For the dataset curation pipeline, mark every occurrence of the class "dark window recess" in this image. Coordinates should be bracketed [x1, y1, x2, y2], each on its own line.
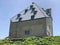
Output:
[16, 14, 21, 19]
[31, 8, 35, 13]
[31, 15, 35, 20]
[9, 32, 11, 36]
[19, 18, 22, 22]
[17, 14, 21, 18]
[32, 2, 34, 4]
[42, 8, 45, 11]
[30, 5, 33, 10]
[25, 30, 30, 35]
[24, 9, 28, 14]
[33, 11, 37, 15]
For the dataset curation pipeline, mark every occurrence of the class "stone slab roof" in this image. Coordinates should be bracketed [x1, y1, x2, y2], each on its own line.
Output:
[11, 2, 49, 22]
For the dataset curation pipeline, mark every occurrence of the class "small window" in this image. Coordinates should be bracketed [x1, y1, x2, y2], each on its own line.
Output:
[24, 9, 28, 14]
[30, 5, 33, 9]
[32, 2, 34, 4]
[31, 8, 35, 13]
[16, 14, 21, 19]
[31, 15, 35, 20]
[25, 30, 30, 35]
[17, 14, 21, 18]
[33, 11, 37, 15]
[19, 18, 22, 22]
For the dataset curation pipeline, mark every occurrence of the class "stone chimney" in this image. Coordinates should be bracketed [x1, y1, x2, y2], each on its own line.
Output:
[45, 8, 51, 17]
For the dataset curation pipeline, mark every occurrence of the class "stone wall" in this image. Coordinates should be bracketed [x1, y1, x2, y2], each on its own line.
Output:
[9, 17, 52, 39]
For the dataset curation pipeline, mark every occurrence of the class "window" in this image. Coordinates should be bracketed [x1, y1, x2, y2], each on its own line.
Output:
[33, 11, 37, 15]
[17, 14, 21, 18]
[31, 15, 35, 20]
[19, 18, 22, 22]
[16, 14, 21, 19]
[30, 5, 33, 10]
[25, 30, 30, 35]
[31, 8, 35, 13]
[24, 9, 28, 14]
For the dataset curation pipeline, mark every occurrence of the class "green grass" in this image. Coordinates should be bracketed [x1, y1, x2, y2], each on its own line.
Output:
[0, 36, 60, 45]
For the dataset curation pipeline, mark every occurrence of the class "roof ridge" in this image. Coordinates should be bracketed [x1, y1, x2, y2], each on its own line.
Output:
[11, 2, 49, 22]
[33, 3, 49, 17]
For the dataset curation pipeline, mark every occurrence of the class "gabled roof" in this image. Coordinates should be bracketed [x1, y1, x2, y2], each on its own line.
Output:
[11, 2, 49, 22]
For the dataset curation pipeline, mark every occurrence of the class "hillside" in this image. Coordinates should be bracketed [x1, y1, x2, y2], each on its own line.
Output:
[0, 36, 60, 45]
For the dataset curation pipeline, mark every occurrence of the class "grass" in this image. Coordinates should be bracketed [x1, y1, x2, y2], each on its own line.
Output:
[0, 36, 60, 45]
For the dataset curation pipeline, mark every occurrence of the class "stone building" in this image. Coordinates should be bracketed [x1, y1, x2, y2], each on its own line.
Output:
[9, 2, 53, 39]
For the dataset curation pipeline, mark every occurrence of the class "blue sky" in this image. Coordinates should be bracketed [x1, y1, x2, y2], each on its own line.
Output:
[0, 0, 60, 39]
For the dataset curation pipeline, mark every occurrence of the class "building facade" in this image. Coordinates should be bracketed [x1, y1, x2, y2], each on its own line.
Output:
[9, 2, 53, 39]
